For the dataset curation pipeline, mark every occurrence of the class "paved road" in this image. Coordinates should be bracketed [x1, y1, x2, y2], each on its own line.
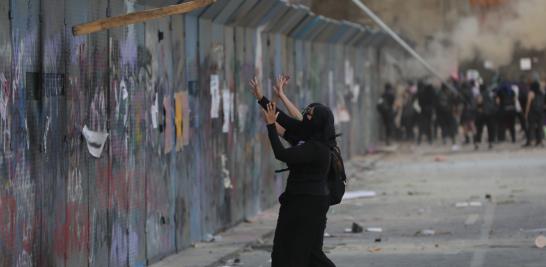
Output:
[227, 144, 546, 267]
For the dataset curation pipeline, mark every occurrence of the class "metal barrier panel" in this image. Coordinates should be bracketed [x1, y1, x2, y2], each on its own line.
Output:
[0, 0, 411, 265]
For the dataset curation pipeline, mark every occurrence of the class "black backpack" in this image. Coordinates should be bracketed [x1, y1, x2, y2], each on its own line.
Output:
[327, 145, 347, 205]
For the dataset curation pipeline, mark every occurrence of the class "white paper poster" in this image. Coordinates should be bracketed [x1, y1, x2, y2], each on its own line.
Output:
[351, 84, 361, 103]
[82, 125, 109, 158]
[151, 93, 158, 129]
[210, 75, 221, 118]
[222, 88, 234, 133]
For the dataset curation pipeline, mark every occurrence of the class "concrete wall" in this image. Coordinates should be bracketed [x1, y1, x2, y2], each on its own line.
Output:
[0, 0, 407, 266]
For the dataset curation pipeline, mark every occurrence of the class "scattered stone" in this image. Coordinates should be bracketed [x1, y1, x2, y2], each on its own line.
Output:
[352, 222, 364, 233]
[536, 235, 546, 248]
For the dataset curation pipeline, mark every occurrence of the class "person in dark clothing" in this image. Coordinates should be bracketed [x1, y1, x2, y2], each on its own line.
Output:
[377, 83, 396, 145]
[436, 84, 457, 145]
[401, 86, 417, 140]
[249, 77, 336, 267]
[460, 81, 478, 146]
[524, 81, 545, 147]
[496, 82, 517, 143]
[417, 83, 436, 145]
[474, 84, 497, 149]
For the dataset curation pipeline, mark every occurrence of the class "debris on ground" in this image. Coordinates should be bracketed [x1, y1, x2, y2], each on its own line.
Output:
[368, 247, 382, 253]
[416, 229, 436, 236]
[535, 235, 546, 248]
[343, 190, 377, 200]
[352, 222, 364, 233]
[434, 155, 447, 162]
[220, 258, 242, 267]
[204, 234, 222, 242]
[366, 227, 383, 233]
[455, 201, 482, 208]
[324, 232, 333, 238]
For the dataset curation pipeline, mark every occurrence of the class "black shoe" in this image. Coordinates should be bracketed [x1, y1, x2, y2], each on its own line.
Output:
[522, 143, 532, 148]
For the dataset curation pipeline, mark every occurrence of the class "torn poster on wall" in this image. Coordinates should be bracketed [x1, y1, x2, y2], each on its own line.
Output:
[175, 91, 190, 151]
[164, 97, 174, 153]
[221, 154, 233, 189]
[222, 88, 234, 133]
[82, 125, 109, 158]
[210, 74, 220, 119]
[151, 93, 159, 129]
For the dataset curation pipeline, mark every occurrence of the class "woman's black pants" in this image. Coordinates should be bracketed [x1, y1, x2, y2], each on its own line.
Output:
[271, 194, 335, 267]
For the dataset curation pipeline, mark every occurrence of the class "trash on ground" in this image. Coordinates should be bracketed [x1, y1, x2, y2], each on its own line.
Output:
[324, 232, 333, 238]
[204, 233, 222, 242]
[535, 235, 546, 248]
[368, 247, 382, 253]
[344, 228, 352, 233]
[416, 229, 435, 236]
[366, 227, 383, 233]
[455, 201, 482, 208]
[343, 190, 377, 200]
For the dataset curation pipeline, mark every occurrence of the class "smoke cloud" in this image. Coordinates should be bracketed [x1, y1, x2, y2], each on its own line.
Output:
[403, 0, 546, 80]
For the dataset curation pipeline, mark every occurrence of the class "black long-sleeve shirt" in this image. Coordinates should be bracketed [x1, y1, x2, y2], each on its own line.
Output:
[258, 96, 302, 138]
[266, 123, 330, 196]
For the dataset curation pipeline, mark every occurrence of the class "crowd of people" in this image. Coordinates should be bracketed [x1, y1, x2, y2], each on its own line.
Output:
[377, 74, 546, 150]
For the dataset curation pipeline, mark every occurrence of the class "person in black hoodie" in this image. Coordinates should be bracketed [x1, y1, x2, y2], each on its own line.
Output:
[524, 81, 545, 147]
[417, 82, 436, 145]
[249, 77, 336, 267]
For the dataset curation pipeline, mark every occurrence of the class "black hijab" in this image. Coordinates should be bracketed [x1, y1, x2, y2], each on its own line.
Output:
[287, 103, 337, 148]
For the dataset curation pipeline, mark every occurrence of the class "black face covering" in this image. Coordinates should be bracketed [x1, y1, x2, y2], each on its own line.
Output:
[288, 103, 336, 147]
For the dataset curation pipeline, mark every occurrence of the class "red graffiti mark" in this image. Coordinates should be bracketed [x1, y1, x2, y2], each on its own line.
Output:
[0, 196, 16, 251]
[54, 203, 90, 260]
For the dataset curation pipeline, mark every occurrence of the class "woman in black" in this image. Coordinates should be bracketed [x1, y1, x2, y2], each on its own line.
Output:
[249, 78, 336, 267]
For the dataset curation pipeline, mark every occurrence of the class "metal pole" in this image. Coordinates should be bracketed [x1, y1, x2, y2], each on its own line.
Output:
[351, 0, 458, 93]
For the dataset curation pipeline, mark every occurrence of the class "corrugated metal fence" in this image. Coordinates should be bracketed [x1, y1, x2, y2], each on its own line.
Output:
[0, 0, 408, 266]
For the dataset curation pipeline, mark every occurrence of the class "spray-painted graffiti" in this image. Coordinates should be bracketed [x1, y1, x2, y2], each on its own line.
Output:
[0, 0, 408, 266]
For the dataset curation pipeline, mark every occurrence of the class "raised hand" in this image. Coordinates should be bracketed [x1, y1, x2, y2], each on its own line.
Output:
[248, 76, 264, 100]
[273, 74, 290, 97]
[262, 102, 279, 125]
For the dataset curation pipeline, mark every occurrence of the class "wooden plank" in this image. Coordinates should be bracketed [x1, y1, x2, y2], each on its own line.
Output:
[72, 0, 215, 36]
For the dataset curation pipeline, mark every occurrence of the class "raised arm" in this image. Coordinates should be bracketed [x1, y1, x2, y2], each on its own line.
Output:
[263, 102, 314, 164]
[274, 75, 303, 121]
[249, 76, 303, 133]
